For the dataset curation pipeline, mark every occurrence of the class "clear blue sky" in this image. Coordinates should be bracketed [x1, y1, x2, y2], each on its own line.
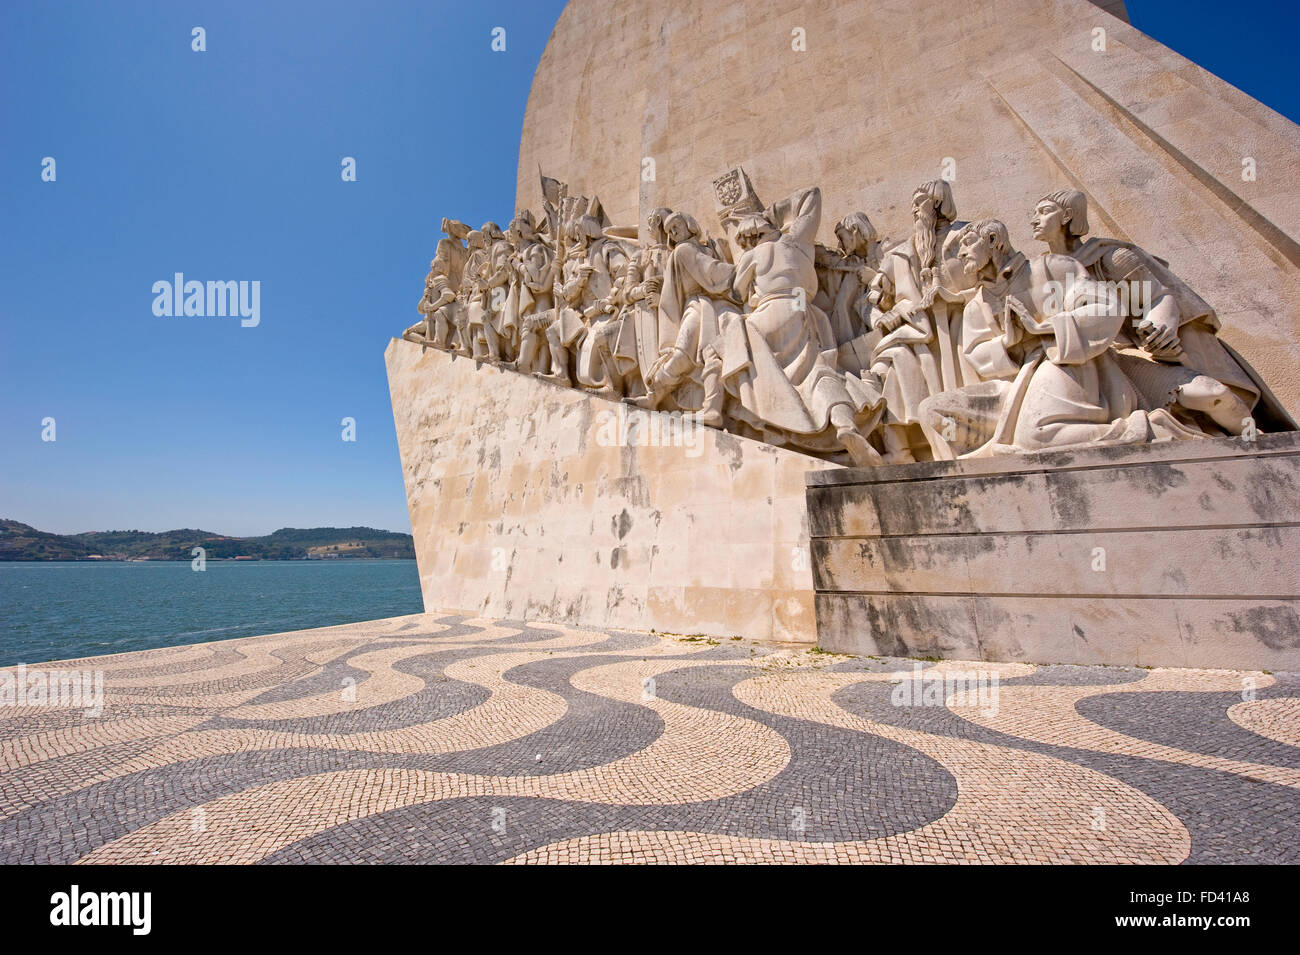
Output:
[2, 0, 1295, 536]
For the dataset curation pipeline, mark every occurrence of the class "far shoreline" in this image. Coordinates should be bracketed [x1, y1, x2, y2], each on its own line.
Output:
[0, 556, 417, 563]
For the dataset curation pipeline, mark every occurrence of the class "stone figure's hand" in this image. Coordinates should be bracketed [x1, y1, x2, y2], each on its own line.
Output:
[876, 306, 908, 333]
[1137, 316, 1183, 360]
[643, 276, 662, 295]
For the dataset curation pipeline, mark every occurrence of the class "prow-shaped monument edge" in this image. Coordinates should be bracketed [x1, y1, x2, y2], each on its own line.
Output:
[386, 336, 836, 642]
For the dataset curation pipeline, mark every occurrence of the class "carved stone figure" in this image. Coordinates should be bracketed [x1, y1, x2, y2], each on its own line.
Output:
[541, 216, 625, 388]
[507, 239, 557, 376]
[455, 229, 492, 356]
[864, 181, 974, 463]
[814, 212, 882, 346]
[404, 218, 470, 349]
[636, 211, 739, 412]
[919, 219, 1204, 458]
[403, 170, 1292, 470]
[499, 211, 548, 364]
[1030, 190, 1296, 435]
[618, 207, 673, 399]
[703, 187, 883, 467]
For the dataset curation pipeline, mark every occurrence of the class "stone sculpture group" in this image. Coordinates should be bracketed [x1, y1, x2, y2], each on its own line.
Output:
[402, 168, 1292, 466]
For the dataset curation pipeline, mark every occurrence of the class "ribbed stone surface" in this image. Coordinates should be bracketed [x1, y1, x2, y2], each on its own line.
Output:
[807, 432, 1300, 669]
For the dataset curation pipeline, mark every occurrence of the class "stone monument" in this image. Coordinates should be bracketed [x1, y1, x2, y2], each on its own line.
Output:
[387, 0, 1300, 668]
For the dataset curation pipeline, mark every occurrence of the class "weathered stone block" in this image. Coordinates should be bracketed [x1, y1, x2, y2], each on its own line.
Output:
[807, 432, 1300, 669]
[386, 337, 835, 641]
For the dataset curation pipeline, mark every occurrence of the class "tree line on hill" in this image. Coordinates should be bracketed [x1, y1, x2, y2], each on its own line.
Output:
[0, 520, 415, 561]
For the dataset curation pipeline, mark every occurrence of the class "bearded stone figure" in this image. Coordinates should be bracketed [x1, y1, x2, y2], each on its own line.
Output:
[864, 180, 975, 463]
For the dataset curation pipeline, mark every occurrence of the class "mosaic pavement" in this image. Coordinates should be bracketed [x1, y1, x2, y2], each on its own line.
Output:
[1, 614, 1297, 864]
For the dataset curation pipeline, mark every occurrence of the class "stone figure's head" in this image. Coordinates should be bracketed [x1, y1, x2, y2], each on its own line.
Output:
[664, 211, 702, 248]
[1030, 190, 1089, 245]
[466, 230, 486, 251]
[957, 219, 1014, 279]
[733, 212, 779, 251]
[510, 209, 539, 242]
[912, 180, 957, 225]
[480, 221, 504, 243]
[835, 212, 879, 258]
[565, 215, 602, 251]
[912, 180, 956, 269]
[646, 207, 673, 245]
[441, 218, 471, 241]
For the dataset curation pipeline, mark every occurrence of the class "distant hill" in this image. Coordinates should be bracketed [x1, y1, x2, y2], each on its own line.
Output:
[0, 520, 415, 561]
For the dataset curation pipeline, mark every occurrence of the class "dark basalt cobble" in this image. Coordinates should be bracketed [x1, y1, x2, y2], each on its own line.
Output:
[0, 615, 1294, 864]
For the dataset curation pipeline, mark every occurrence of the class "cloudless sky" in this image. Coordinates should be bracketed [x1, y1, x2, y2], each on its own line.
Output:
[2, 0, 1295, 537]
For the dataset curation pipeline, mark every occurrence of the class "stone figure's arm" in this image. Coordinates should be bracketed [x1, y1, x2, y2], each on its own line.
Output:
[485, 257, 512, 289]
[732, 250, 758, 303]
[962, 295, 1020, 380]
[428, 287, 455, 312]
[1033, 266, 1126, 366]
[680, 243, 738, 302]
[1104, 247, 1183, 359]
[766, 187, 822, 245]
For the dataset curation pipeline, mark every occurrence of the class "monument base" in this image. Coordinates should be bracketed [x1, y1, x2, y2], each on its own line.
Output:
[807, 432, 1300, 670]
[386, 337, 836, 642]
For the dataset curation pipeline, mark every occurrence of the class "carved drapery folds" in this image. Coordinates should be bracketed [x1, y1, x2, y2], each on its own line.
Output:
[402, 169, 1295, 466]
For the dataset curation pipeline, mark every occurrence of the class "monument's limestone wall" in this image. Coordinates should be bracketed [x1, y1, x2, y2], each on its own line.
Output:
[807, 432, 1300, 669]
[386, 337, 835, 641]
[517, 0, 1300, 418]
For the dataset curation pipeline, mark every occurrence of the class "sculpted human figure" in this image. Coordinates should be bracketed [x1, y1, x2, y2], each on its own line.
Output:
[1030, 190, 1294, 434]
[470, 221, 512, 363]
[583, 252, 637, 397]
[542, 216, 627, 388]
[703, 187, 882, 467]
[457, 229, 491, 356]
[403, 217, 470, 348]
[636, 211, 740, 411]
[506, 239, 557, 376]
[918, 219, 1203, 458]
[499, 211, 547, 363]
[864, 180, 975, 463]
[618, 207, 673, 399]
[813, 212, 883, 346]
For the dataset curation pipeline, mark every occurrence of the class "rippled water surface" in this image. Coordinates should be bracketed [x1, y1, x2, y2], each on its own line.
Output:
[0, 560, 423, 665]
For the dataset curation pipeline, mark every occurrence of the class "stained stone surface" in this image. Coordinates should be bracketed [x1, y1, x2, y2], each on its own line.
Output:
[807, 431, 1300, 669]
[516, 0, 1300, 419]
[385, 336, 836, 642]
[2, 613, 1296, 864]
